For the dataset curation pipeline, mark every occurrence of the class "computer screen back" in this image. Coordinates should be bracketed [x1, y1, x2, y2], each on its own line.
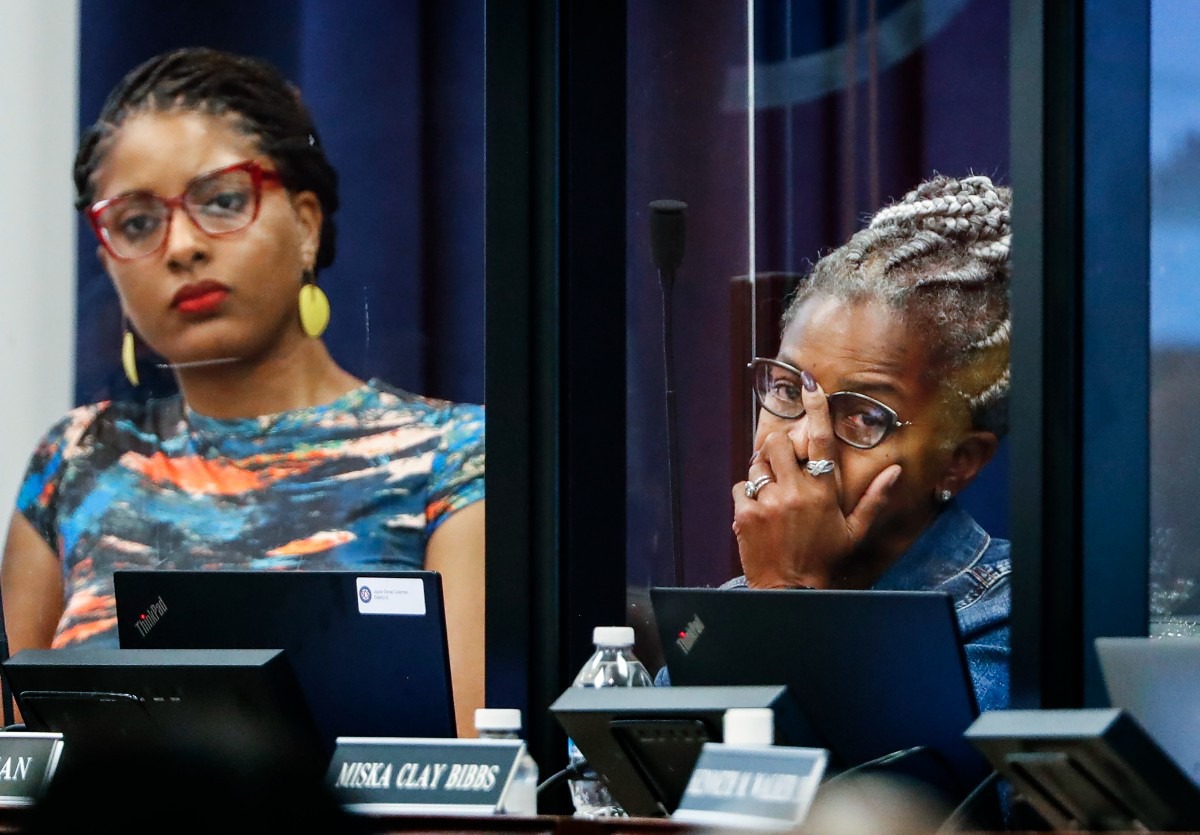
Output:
[1096, 636, 1200, 784]
[652, 586, 985, 792]
[114, 569, 455, 747]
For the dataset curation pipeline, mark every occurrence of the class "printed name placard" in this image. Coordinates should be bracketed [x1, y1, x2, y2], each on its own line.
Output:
[326, 737, 523, 816]
[672, 743, 828, 831]
[0, 733, 63, 807]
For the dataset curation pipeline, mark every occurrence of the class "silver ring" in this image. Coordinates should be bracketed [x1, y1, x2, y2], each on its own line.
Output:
[744, 474, 774, 499]
[805, 459, 835, 477]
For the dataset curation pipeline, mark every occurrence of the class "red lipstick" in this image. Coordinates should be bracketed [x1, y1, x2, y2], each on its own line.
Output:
[172, 281, 230, 315]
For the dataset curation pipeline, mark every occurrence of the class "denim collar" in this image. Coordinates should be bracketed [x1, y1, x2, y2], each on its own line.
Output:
[872, 502, 992, 592]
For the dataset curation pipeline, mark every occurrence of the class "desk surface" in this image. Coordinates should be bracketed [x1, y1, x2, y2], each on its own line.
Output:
[0, 809, 698, 835]
[0, 806, 1184, 833]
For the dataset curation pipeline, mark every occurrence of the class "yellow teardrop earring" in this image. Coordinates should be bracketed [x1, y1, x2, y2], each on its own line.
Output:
[121, 319, 140, 386]
[298, 269, 330, 338]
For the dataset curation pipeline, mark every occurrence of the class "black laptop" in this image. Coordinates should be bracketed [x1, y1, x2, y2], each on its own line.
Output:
[651, 586, 986, 793]
[114, 569, 456, 749]
[1096, 636, 1200, 783]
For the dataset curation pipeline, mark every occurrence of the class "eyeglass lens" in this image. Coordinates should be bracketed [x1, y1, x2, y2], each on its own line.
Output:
[95, 167, 261, 258]
[753, 361, 897, 448]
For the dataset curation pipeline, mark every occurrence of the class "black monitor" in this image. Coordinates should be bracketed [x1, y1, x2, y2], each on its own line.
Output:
[965, 708, 1200, 832]
[113, 569, 456, 746]
[651, 586, 986, 799]
[1, 648, 327, 778]
[550, 684, 814, 817]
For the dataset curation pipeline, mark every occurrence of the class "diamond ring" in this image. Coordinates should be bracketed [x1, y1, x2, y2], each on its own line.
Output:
[744, 474, 774, 499]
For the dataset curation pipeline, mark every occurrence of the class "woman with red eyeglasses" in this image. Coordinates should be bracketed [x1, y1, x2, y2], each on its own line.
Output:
[0, 48, 485, 734]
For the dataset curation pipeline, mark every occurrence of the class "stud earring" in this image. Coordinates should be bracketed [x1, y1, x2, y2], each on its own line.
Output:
[298, 268, 330, 338]
[938, 489, 953, 503]
[121, 320, 139, 386]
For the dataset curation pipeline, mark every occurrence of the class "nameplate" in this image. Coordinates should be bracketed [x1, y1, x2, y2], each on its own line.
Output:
[672, 743, 828, 831]
[0, 732, 63, 807]
[326, 737, 523, 816]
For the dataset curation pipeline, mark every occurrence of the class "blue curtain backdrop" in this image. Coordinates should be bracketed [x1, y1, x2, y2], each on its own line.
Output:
[73, 0, 485, 408]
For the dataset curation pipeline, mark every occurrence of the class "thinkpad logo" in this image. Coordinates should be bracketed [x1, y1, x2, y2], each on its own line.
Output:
[134, 596, 168, 638]
[675, 615, 705, 654]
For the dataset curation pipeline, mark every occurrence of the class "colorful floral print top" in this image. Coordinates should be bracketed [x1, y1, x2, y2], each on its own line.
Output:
[16, 380, 485, 648]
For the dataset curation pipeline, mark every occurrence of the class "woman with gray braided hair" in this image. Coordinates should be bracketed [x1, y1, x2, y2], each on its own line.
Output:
[733, 174, 1011, 711]
[0, 48, 486, 734]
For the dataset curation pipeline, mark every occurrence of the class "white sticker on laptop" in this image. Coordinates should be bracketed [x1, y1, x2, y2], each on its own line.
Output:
[356, 577, 426, 615]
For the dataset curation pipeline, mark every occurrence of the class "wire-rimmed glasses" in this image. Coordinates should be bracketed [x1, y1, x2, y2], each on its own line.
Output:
[86, 160, 283, 261]
[749, 357, 911, 449]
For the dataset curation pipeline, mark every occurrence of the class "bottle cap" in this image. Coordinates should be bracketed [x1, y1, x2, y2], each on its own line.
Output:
[723, 707, 774, 747]
[475, 708, 522, 732]
[592, 626, 635, 646]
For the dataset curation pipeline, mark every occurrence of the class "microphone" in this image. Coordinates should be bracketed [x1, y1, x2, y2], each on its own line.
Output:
[649, 200, 687, 586]
[650, 200, 687, 283]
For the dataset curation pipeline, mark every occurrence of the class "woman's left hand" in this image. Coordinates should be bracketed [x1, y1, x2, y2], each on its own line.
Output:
[731, 378, 901, 589]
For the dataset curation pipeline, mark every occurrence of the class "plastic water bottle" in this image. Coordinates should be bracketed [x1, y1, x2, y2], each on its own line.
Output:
[475, 708, 539, 816]
[567, 626, 654, 817]
[723, 707, 775, 747]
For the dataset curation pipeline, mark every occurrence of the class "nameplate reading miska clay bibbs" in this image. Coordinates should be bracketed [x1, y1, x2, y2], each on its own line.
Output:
[326, 737, 524, 816]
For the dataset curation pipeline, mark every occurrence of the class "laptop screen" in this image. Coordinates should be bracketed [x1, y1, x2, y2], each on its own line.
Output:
[651, 586, 985, 794]
[1096, 636, 1200, 784]
[114, 569, 456, 749]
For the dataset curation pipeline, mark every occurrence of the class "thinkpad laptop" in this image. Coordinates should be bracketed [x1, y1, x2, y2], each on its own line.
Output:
[114, 569, 456, 749]
[1096, 636, 1200, 784]
[651, 586, 986, 793]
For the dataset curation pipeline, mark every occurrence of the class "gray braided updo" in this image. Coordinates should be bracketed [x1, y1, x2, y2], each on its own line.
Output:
[783, 174, 1012, 436]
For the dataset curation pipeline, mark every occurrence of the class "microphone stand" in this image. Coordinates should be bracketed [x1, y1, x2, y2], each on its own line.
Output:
[649, 200, 687, 586]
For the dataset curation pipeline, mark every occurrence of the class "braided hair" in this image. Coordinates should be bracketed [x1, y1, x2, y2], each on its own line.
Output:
[783, 175, 1012, 436]
[73, 47, 340, 271]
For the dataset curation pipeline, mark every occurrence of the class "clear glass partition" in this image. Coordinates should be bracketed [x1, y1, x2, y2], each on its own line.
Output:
[1150, 0, 1200, 635]
[625, 0, 1012, 670]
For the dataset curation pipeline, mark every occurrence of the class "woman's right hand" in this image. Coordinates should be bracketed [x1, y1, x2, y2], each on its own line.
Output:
[730, 377, 901, 589]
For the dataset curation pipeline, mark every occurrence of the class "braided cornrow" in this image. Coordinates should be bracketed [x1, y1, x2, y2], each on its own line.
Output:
[74, 47, 340, 271]
[783, 174, 1012, 436]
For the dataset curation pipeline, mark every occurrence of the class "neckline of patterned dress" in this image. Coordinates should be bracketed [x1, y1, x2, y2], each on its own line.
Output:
[182, 379, 380, 438]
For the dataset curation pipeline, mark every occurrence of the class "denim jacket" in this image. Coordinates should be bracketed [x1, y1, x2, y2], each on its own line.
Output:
[656, 503, 1011, 712]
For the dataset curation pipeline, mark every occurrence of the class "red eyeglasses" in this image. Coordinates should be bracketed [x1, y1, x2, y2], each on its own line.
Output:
[86, 160, 283, 261]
